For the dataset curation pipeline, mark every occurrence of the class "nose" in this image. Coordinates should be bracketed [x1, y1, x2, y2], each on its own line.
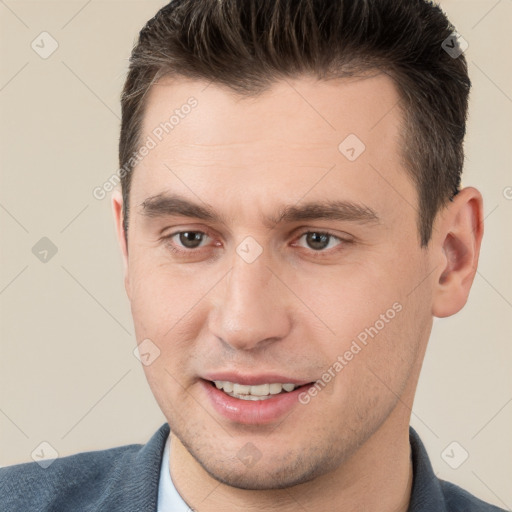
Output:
[208, 252, 292, 352]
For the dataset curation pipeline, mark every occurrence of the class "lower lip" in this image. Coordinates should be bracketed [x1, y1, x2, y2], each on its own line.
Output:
[200, 379, 313, 425]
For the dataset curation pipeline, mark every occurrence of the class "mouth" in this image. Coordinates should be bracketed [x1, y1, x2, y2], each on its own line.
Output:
[202, 379, 314, 401]
[199, 372, 317, 424]
[205, 379, 314, 401]
[201, 377, 316, 424]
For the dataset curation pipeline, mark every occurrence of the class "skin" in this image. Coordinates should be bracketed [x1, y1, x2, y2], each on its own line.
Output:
[112, 73, 483, 511]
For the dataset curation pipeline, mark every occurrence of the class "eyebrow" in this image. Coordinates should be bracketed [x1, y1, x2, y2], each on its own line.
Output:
[138, 193, 380, 228]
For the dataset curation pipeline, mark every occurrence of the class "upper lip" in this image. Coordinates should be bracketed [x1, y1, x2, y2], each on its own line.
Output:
[202, 372, 314, 386]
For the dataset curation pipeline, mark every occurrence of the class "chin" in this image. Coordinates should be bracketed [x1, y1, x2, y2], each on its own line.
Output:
[201, 457, 326, 491]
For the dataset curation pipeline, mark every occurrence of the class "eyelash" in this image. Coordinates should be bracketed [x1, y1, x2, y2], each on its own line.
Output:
[161, 229, 351, 258]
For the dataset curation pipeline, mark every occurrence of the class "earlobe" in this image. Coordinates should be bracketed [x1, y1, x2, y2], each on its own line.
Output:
[431, 187, 484, 318]
[111, 188, 130, 297]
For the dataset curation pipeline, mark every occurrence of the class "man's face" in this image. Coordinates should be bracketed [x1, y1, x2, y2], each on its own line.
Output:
[117, 74, 436, 489]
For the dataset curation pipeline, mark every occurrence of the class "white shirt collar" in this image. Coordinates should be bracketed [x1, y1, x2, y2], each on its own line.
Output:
[157, 435, 194, 512]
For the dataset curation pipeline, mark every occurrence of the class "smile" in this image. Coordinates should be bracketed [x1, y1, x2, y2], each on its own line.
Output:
[212, 380, 301, 400]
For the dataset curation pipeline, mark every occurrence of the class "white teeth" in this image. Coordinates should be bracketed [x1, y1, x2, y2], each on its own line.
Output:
[251, 383, 270, 396]
[212, 380, 300, 399]
[233, 383, 251, 395]
[269, 383, 282, 395]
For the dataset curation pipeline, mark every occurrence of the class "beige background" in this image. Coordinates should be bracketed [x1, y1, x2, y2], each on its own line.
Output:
[1, 0, 511, 508]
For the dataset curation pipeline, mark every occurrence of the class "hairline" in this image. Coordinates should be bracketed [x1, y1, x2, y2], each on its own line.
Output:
[122, 66, 433, 249]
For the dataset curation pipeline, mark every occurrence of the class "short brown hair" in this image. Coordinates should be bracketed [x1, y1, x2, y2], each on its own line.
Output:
[119, 0, 470, 247]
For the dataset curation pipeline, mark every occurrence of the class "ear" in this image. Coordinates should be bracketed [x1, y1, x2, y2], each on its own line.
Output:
[111, 187, 131, 299]
[431, 187, 484, 318]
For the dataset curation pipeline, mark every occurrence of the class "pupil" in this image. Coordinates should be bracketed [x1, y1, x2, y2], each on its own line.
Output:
[180, 232, 203, 248]
[306, 232, 329, 250]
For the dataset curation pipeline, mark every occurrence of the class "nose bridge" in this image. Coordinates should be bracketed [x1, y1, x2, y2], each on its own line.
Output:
[209, 250, 291, 351]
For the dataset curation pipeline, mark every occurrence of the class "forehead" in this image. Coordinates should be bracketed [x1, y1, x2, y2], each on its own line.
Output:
[141, 72, 402, 151]
[130, 73, 415, 228]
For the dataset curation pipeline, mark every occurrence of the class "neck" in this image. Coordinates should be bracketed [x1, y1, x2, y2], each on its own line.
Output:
[169, 404, 414, 512]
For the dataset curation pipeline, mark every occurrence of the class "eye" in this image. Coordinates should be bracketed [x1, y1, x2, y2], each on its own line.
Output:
[177, 231, 207, 248]
[294, 231, 345, 252]
[162, 229, 350, 259]
[165, 230, 212, 252]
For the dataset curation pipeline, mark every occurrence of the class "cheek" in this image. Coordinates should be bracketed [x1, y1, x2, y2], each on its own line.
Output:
[128, 256, 202, 333]
[291, 262, 400, 336]
[128, 256, 220, 370]
[294, 255, 428, 380]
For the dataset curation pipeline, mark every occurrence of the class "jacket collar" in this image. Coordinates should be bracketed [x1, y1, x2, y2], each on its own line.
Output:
[116, 422, 170, 511]
[407, 426, 448, 512]
[141, 423, 445, 511]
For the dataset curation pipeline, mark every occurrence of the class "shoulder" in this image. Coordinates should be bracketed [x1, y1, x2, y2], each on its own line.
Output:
[0, 444, 141, 511]
[0, 423, 170, 512]
[408, 427, 507, 512]
[440, 479, 507, 512]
